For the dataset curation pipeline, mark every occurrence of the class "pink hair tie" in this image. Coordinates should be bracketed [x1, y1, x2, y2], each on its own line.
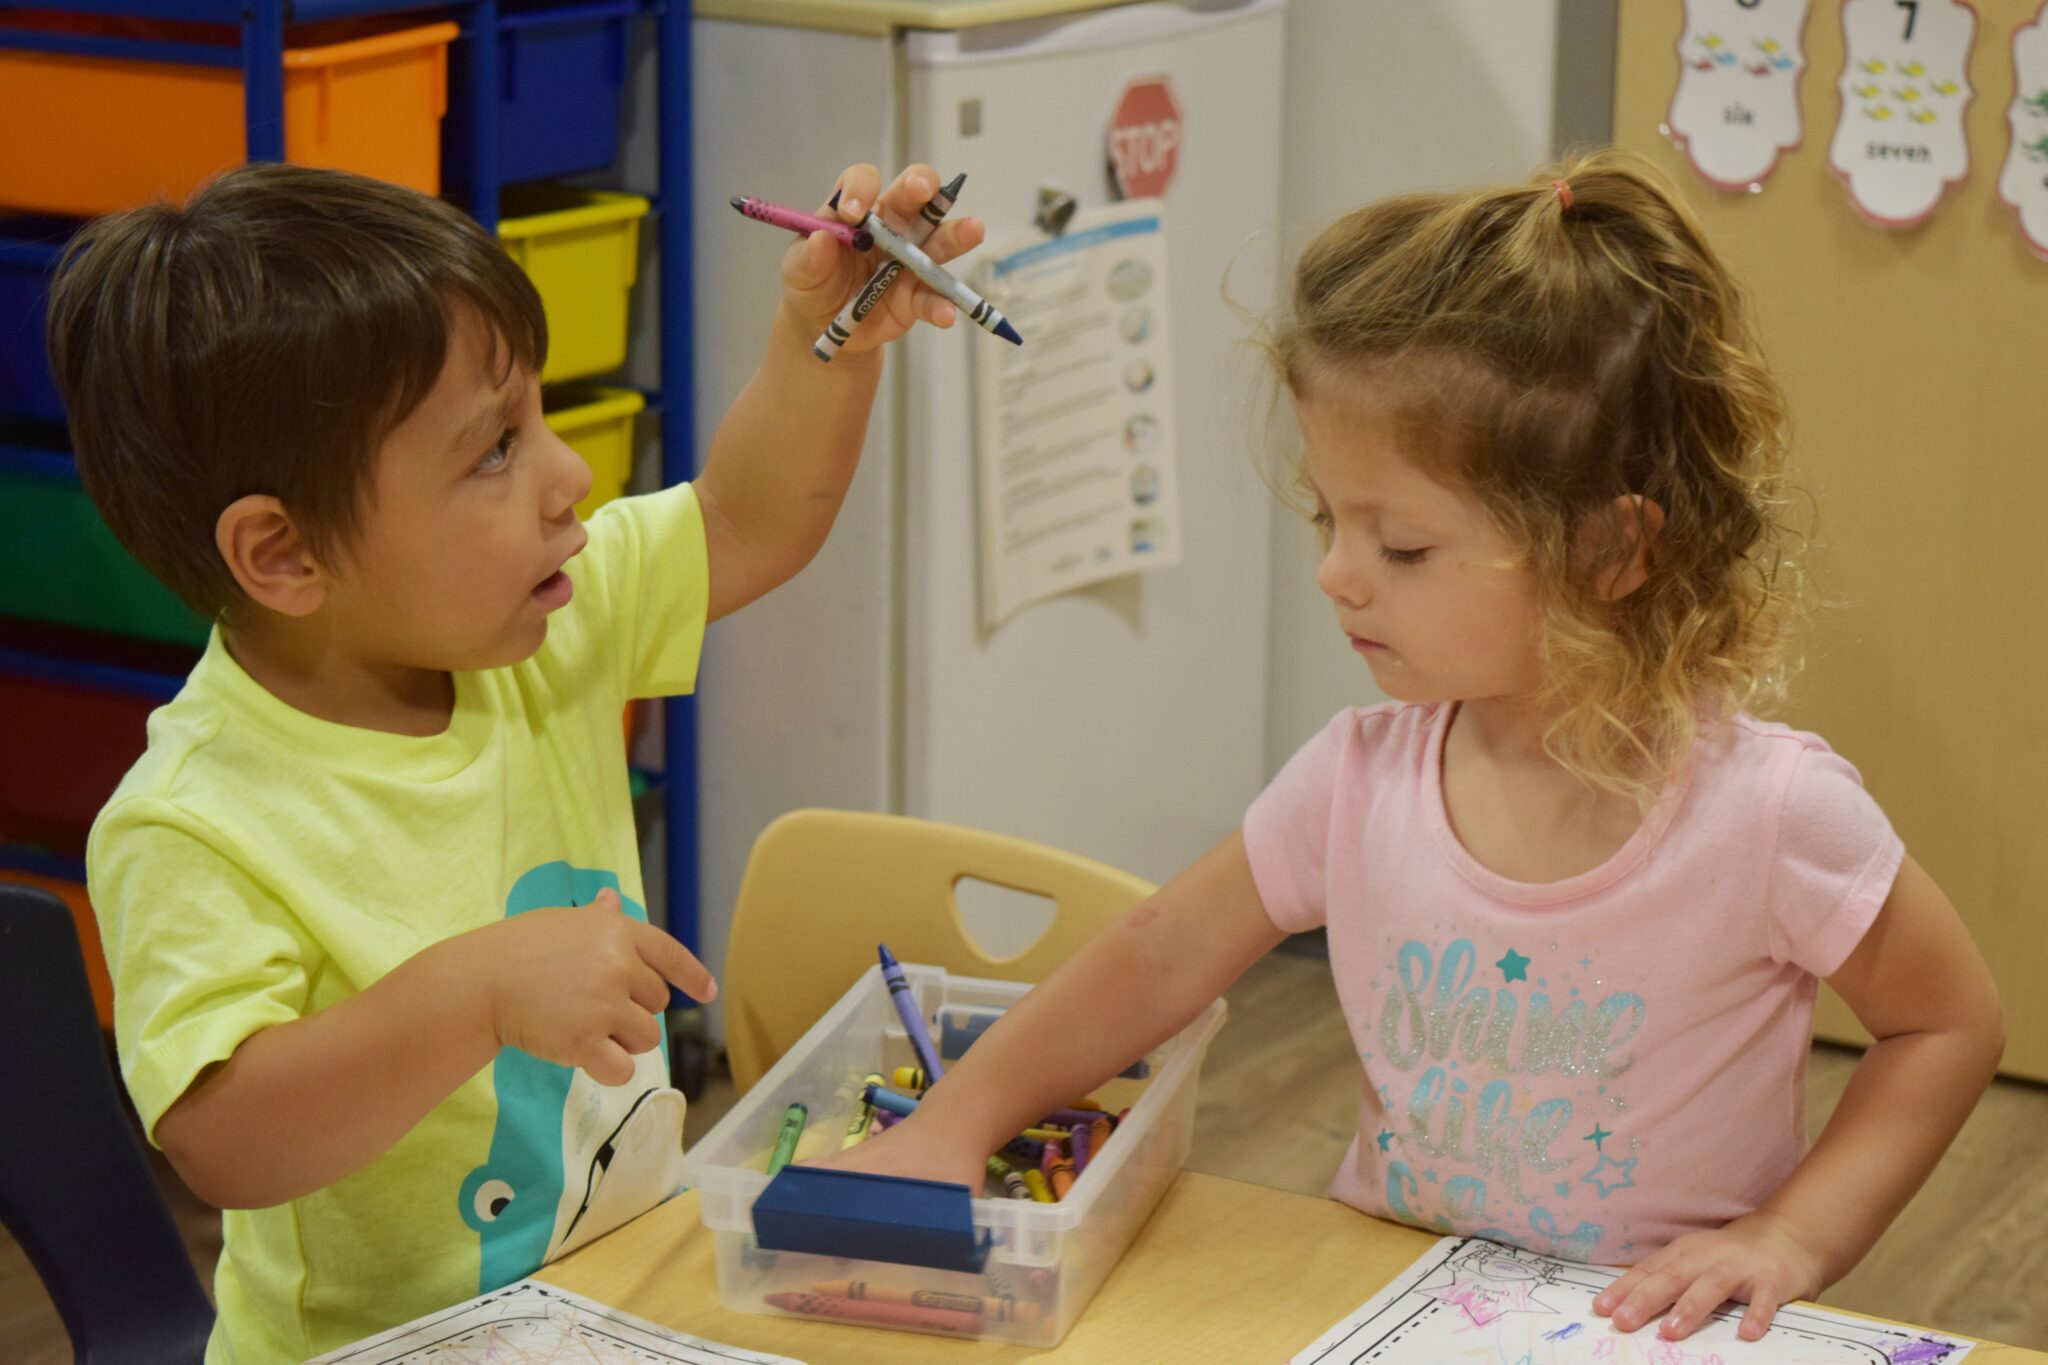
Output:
[1552, 178, 1574, 211]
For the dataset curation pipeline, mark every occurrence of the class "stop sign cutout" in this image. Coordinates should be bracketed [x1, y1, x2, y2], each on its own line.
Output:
[1107, 76, 1182, 200]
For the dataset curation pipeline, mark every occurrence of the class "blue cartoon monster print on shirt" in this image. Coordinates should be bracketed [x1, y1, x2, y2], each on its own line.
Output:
[458, 861, 682, 1293]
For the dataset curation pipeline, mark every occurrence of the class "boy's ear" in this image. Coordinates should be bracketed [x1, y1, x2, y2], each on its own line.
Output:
[216, 495, 328, 617]
[1585, 493, 1667, 602]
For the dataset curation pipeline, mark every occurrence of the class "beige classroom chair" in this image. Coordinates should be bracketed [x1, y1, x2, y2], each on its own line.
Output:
[721, 809, 1156, 1094]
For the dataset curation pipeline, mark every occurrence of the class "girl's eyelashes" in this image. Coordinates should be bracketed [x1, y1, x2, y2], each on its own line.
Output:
[1379, 545, 1431, 566]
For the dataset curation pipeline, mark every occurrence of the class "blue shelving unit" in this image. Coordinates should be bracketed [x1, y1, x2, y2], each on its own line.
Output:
[0, 0, 701, 1073]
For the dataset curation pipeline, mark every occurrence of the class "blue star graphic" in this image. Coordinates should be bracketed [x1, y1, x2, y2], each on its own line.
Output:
[1581, 1153, 1638, 1198]
[1496, 948, 1531, 982]
[1585, 1124, 1611, 1151]
[1580, 955, 1593, 969]
[1376, 1128, 1394, 1152]
[1424, 1169, 1439, 1183]
[1554, 1181, 1571, 1198]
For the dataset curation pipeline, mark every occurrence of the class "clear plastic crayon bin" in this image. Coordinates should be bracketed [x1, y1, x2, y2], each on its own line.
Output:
[679, 962, 1226, 1346]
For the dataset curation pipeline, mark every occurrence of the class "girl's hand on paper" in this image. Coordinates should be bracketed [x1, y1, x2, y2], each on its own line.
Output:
[778, 162, 986, 355]
[471, 887, 717, 1087]
[808, 1111, 988, 1190]
[1590, 1209, 1825, 1341]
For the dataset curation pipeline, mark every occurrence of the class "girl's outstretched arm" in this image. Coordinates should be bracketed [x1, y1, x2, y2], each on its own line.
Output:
[1592, 853, 2004, 1340]
[818, 831, 1289, 1189]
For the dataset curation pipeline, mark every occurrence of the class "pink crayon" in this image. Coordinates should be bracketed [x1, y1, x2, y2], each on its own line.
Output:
[730, 195, 872, 251]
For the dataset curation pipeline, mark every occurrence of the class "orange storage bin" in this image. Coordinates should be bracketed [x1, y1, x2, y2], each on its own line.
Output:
[0, 13, 459, 216]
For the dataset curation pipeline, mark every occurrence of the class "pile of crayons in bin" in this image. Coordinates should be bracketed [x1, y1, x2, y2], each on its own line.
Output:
[743, 944, 1134, 1335]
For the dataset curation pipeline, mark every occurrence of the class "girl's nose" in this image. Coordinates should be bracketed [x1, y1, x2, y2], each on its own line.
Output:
[1317, 545, 1370, 609]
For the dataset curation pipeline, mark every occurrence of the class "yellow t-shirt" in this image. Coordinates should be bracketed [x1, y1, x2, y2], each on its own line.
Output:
[86, 485, 709, 1363]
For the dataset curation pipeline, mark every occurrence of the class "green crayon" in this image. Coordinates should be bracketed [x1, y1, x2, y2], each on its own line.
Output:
[768, 1101, 808, 1175]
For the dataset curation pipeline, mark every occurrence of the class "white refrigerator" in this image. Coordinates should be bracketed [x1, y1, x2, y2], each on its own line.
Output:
[688, 0, 1287, 1017]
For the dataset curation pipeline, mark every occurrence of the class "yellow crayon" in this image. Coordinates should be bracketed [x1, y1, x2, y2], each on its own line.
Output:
[1020, 1168, 1054, 1202]
[892, 1065, 930, 1092]
[842, 1071, 885, 1149]
[1019, 1126, 1068, 1143]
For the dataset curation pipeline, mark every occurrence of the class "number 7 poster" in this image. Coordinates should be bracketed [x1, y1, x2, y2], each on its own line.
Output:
[1828, 0, 1977, 226]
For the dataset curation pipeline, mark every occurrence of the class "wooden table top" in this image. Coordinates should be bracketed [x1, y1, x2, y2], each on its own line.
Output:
[535, 1170, 2045, 1361]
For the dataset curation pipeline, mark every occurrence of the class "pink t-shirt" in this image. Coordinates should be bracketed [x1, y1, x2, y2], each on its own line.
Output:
[1243, 702, 1903, 1264]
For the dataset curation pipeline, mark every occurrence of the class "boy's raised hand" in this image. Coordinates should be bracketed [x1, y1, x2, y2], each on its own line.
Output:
[777, 163, 987, 357]
[472, 887, 717, 1087]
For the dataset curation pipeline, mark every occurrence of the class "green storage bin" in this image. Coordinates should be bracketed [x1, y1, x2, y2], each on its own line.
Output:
[0, 463, 212, 647]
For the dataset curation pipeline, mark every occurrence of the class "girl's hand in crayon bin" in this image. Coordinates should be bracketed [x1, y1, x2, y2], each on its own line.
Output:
[778, 163, 985, 355]
[470, 887, 718, 1088]
[809, 1113, 987, 1191]
[1589, 1208, 1824, 1342]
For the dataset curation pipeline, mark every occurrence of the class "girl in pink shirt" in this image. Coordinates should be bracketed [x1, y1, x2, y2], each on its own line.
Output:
[830, 150, 2004, 1343]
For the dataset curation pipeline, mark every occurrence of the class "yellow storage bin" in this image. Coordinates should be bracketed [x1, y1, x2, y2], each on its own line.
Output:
[0, 15, 459, 217]
[499, 187, 649, 383]
[545, 383, 644, 519]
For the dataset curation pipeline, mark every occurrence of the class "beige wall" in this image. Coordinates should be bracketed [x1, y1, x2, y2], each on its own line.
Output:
[1614, 0, 2048, 1078]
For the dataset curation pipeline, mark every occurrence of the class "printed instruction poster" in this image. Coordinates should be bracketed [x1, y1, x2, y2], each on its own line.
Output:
[974, 199, 1182, 628]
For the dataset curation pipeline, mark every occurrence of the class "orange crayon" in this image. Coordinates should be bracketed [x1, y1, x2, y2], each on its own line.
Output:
[811, 1279, 1041, 1324]
[1090, 1113, 1112, 1154]
[1042, 1138, 1075, 1199]
[766, 1290, 981, 1334]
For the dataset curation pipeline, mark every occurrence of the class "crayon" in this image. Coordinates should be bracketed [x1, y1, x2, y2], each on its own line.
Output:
[1069, 1118, 1092, 1175]
[1042, 1107, 1101, 1129]
[1020, 1167, 1054, 1203]
[765, 1291, 981, 1335]
[1090, 1113, 1113, 1155]
[892, 1065, 930, 1092]
[858, 211, 1022, 347]
[874, 1108, 903, 1131]
[811, 1279, 1041, 1325]
[842, 1071, 885, 1149]
[987, 1155, 1031, 1200]
[878, 945, 946, 1082]
[815, 171, 966, 363]
[1042, 1138, 1074, 1199]
[730, 195, 872, 251]
[864, 1083, 919, 1118]
[767, 1101, 807, 1175]
[1019, 1126, 1069, 1144]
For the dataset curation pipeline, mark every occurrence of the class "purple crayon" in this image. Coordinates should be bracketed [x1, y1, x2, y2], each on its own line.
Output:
[730, 195, 872, 251]
[814, 172, 966, 363]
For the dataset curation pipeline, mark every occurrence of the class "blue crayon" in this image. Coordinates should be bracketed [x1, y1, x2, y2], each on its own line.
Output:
[878, 944, 945, 1082]
[864, 1083, 921, 1118]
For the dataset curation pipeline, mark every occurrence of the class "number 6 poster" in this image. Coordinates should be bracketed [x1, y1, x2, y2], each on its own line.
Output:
[1668, 0, 1811, 192]
[1828, 0, 1977, 226]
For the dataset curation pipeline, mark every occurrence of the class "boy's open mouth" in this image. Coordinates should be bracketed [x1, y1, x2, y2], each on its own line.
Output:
[533, 569, 574, 608]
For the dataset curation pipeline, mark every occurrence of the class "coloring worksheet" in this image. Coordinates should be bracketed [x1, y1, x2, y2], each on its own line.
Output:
[307, 1280, 804, 1365]
[1291, 1238, 1974, 1365]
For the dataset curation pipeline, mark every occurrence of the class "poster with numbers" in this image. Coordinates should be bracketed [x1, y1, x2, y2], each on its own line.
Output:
[1828, 0, 1977, 226]
[1667, 0, 1811, 191]
[1998, 0, 2048, 259]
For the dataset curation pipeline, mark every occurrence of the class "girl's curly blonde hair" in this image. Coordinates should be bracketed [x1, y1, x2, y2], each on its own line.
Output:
[1265, 148, 1803, 806]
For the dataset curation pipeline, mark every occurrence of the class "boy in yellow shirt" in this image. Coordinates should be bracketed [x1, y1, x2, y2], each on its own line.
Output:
[46, 159, 979, 1362]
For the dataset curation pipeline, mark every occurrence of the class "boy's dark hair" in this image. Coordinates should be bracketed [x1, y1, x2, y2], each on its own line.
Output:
[45, 162, 548, 621]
